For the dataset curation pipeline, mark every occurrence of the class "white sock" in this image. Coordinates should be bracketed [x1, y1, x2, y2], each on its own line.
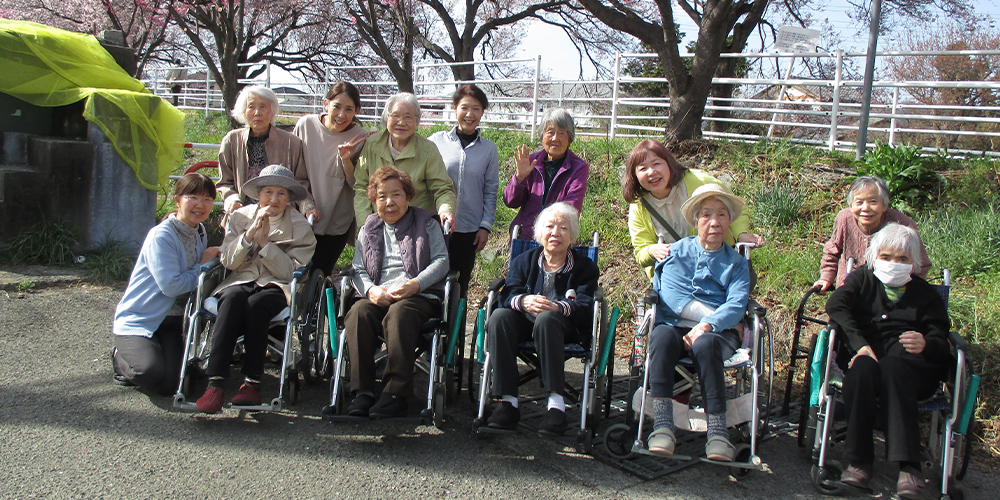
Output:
[501, 395, 519, 408]
[547, 393, 565, 411]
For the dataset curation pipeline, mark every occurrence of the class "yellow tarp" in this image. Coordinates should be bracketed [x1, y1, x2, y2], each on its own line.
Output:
[0, 19, 183, 190]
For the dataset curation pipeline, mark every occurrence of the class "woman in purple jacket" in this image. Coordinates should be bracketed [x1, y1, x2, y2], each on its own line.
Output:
[503, 108, 589, 240]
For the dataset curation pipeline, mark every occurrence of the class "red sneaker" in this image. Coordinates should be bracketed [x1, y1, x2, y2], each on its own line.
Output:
[196, 386, 225, 414]
[231, 383, 262, 406]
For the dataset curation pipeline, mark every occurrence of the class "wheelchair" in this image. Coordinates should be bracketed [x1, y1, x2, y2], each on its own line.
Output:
[802, 269, 980, 499]
[469, 228, 621, 452]
[320, 268, 464, 428]
[599, 243, 772, 476]
[172, 241, 329, 413]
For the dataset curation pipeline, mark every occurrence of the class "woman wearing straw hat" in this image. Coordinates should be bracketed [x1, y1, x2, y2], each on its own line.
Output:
[195, 165, 316, 414]
[644, 183, 752, 462]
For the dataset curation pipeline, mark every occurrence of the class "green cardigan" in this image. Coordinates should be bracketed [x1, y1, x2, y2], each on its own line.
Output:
[354, 130, 457, 225]
[628, 168, 751, 278]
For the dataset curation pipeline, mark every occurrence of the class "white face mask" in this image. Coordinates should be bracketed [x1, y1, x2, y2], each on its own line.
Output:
[873, 259, 913, 287]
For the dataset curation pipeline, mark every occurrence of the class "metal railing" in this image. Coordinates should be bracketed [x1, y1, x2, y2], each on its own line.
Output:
[144, 50, 1000, 156]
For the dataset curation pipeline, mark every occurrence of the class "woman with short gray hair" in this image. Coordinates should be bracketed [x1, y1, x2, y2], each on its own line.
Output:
[354, 92, 457, 232]
[826, 222, 951, 499]
[483, 202, 599, 436]
[503, 107, 589, 240]
[813, 175, 930, 292]
[218, 85, 310, 216]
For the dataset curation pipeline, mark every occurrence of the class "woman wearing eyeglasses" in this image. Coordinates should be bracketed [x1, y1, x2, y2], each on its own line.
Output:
[353, 92, 456, 233]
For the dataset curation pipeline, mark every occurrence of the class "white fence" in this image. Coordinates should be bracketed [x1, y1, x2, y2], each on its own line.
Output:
[145, 50, 1000, 156]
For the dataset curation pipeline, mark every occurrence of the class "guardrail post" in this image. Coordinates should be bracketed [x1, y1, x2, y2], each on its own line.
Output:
[204, 67, 211, 118]
[828, 50, 843, 151]
[266, 60, 271, 88]
[768, 56, 797, 138]
[531, 56, 541, 141]
[888, 86, 899, 146]
[610, 52, 621, 140]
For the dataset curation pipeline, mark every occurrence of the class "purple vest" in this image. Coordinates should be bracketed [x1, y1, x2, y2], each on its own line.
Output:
[361, 207, 444, 298]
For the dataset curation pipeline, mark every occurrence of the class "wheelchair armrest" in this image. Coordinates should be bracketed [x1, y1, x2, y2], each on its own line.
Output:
[747, 298, 767, 317]
[199, 257, 221, 274]
[488, 277, 506, 292]
[292, 261, 313, 280]
[949, 331, 969, 352]
[447, 270, 459, 283]
[643, 288, 659, 307]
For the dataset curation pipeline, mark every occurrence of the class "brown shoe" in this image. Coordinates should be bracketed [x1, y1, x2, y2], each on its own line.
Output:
[840, 462, 873, 490]
[897, 466, 928, 500]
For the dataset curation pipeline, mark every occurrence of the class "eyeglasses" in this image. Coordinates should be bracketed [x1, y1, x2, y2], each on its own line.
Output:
[389, 113, 417, 123]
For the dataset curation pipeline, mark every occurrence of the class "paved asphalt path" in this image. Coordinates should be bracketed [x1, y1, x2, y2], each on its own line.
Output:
[1, 284, 996, 499]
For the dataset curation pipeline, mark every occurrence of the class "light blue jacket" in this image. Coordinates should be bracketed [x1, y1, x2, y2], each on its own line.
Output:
[428, 127, 500, 234]
[653, 236, 750, 333]
[113, 219, 208, 337]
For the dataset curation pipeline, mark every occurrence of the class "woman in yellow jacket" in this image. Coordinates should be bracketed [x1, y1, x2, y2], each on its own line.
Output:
[622, 139, 764, 278]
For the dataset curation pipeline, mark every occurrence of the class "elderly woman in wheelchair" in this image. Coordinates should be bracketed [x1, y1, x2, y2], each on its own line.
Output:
[645, 184, 751, 462]
[195, 165, 316, 413]
[343, 166, 450, 419]
[825, 222, 952, 499]
[485, 202, 600, 436]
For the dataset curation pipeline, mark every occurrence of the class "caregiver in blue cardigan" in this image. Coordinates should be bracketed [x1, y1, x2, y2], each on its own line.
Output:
[111, 173, 221, 395]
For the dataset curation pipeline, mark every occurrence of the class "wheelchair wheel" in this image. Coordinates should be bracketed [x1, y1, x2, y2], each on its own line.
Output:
[433, 382, 445, 427]
[600, 423, 637, 460]
[798, 332, 820, 447]
[313, 278, 334, 380]
[299, 270, 326, 385]
[810, 461, 846, 495]
[731, 443, 753, 478]
[284, 371, 300, 406]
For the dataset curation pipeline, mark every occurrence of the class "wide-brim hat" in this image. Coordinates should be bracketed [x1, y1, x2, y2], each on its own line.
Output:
[241, 164, 308, 202]
[680, 183, 746, 225]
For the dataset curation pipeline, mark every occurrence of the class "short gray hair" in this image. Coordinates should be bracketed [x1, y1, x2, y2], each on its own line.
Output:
[538, 107, 575, 144]
[381, 92, 421, 128]
[864, 222, 922, 269]
[533, 202, 581, 246]
[847, 176, 890, 207]
[231, 86, 280, 126]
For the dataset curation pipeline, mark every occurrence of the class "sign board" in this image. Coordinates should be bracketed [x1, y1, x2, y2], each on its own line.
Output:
[775, 26, 820, 53]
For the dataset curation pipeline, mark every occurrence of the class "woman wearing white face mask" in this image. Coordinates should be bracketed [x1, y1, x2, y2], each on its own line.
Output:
[825, 223, 952, 500]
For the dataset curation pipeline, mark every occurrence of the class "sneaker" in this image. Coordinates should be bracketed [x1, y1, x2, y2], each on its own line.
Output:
[110, 347, 135, 387]
[647, 427, 676, 456]
[231, 383, 262, 406]
[369, 392, 408, 418]
[705, 435, 736, 462]
[195, 386, 225, 414]
[538, 408, 568, 436]
[347, 393, 377, 417]
[486, 401, 520, 430]
[840, 462, 874, 490]
[896, 466, 928, 500]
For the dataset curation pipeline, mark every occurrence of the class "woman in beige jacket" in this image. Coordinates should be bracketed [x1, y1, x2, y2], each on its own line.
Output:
[195, 165, 316, 414]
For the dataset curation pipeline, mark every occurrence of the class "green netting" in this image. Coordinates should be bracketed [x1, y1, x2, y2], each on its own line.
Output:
[0, 19, 183, 190]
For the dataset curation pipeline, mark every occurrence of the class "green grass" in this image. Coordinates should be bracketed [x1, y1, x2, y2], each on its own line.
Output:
[83, 239, 136, 285]
[0, 218, 78, 266]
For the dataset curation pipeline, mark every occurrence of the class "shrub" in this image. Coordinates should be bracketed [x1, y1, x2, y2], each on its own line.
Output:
[853, 142, 946, 212]
[0, 219, 78, 266]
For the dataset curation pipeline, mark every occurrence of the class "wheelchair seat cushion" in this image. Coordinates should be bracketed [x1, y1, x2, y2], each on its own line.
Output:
[203, 296, 290, 324]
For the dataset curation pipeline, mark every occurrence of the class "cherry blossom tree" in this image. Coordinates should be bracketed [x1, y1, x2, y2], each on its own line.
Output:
[0, 0, 174, 77]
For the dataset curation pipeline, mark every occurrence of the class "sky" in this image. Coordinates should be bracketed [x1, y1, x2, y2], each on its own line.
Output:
[519, 0, 1000, 81]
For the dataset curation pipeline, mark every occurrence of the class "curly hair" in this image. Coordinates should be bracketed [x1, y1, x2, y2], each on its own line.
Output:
[366, 166, 416, 205]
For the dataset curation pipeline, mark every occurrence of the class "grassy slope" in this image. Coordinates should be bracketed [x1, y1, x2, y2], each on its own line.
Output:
[181, 112, 1000, 459]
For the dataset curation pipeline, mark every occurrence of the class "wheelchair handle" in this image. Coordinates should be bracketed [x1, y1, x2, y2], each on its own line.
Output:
[643, 288, 659, 306]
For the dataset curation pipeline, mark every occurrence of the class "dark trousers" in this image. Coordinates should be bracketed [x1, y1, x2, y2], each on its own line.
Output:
[448, 231, 478, 298]
[206, 283, 287, 380]
[488, 308, 586, 398]
[113, 316, 184, 396]
[842, 342, 945, 464]
[313, 232, 350, 277]
[345, 296, 437, 395]
[648, 324, 740, 414]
